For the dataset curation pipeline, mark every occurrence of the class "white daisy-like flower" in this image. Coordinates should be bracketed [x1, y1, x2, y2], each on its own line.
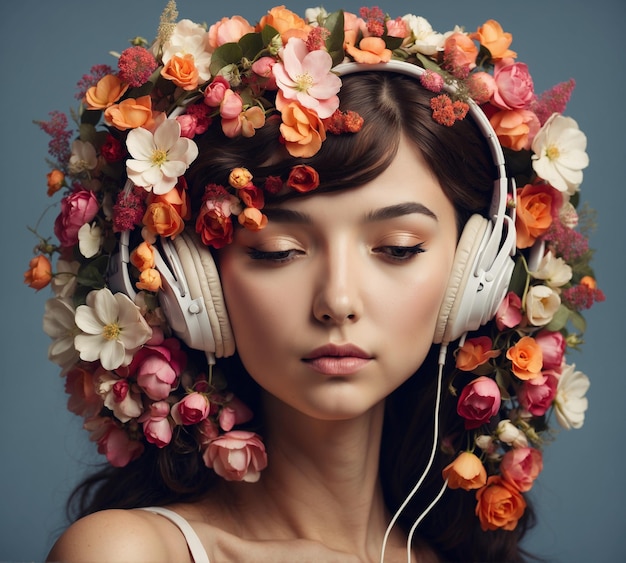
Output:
[74, 287, 152, 371]
[531, 250, 573, 290]
[78, 222, 104, 258]
[126, 119, 199, 195]
[43, 297, 80, 372]
[531, 113, 589, 195]
[554, 363, 590, 430]
[162, 19, 212, 82]
[401, 14, 445, 55]
[51, 259, 79, 298]
[97, 371, 144, 423]
[68, 139, 98, 175]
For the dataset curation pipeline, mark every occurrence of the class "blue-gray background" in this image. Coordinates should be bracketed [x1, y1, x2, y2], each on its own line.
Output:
[1, 0, 624, 560]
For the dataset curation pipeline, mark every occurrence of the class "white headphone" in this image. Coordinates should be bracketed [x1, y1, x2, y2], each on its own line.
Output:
[109, 60, 517, 360]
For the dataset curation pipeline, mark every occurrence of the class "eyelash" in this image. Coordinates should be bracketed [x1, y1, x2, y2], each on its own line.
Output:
[247, 248, 302, 263]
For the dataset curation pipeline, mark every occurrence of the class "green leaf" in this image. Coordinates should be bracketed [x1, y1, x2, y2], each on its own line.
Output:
[544, 304, 571, 332]
[76, 256, 109, 290]
[509, 256, 529, 297]
[384, 35, 403, 51]
[209, 43, 244, 76]
[324, 11, 345, 66]
[569, 310, 587, 333]
[261, 25, 279, 46]
[239, 32, 265, 60]
[415, 53, 441, 72]
[80, 109, 102, 127]
[79, 123, 98, 143]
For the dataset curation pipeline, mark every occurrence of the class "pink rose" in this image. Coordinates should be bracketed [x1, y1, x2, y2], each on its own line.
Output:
[467, 71, 496, 104]
[220, 89, 243, 120]
[500, 447, 543, 492]
[208, 16, 254, 50]
[491, 59, 535, 110]
[53, 189, 99, 247]
[534, 330, 566, 370]
[518, 371, 558, 416]
[84, 416, 144, 467]
[251, 57, 277, 90]
[139, 401, 172, 448]
[129, 338, 186, 400]
[203, 76, 230, 107]
[218, 395, 254, 431]
[495, 291, 523, 330]
[197, 418, 220, 446]
[457, 376, 501, 429]
[203, 430, 267, 482]
[171, 392, 210, 425]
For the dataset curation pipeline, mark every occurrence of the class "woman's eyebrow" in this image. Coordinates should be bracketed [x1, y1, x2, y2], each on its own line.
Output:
[364, 202, 438, 222]
[262, 207, 311, 224]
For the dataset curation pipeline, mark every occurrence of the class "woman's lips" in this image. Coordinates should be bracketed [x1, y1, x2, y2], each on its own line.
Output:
[302, 344, 372, 375]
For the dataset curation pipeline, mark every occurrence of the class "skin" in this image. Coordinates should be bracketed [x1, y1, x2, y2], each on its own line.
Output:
[47, 136, 457, 563]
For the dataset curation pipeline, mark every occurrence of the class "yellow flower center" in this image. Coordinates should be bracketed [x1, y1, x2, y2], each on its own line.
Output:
[295, 72, 314, 92]
[151, 149, 168, 166]
[546, 145, 560, 161]
[103, 322, 121, 341]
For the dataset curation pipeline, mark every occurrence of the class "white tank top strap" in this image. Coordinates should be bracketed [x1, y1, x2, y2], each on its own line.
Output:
[139, 506, 210, 563]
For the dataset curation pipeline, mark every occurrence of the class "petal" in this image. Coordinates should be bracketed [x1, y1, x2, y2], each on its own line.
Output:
[154, 119, 182, 150]
[126, 128, 155, 160]
[99, 340, 126, 371]
[126, 159, 154, 174]
[93, 287, 119, 324]
[74, 306, 104, 335]
[74, 333, 104, 361]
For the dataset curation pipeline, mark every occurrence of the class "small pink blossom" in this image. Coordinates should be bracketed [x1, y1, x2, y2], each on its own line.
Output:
[495, 291, 523, 330]
[500, 447, 543, 492]
[457, 376, 501, 430]
[467, 71, 497, 104]
[54, 189, 100, 247]
[139, 401, 172, 448]
[518, 371, 558, 416]
[171, 392, 210, 425]
[385, 17, 408, 39]
[534, 330, 566, 370]
[65, 365, 103, 418]
[220, 89, 243, 120]
[203, 76, 231, 107]
[218, 395, 253, 431]
[251, 57, 277, 89]
[203, 430, 267, 482]
[491, 58, 535, 110]
[273, 37, 341, 119]
[117, 46, 158, 87]
[84, 416, 144, 467]
[97, 370, 143, 423]
[207, 16, 254, 50]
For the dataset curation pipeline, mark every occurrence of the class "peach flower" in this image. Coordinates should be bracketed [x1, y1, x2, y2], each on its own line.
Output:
[515, 183, 560, 249]
[208, 16, 254, 51]
[104, 95, 155, 131]
[500, 447, 543, 492]
[345, 33, 392, 64]
[84, 74, 129, 110]
[489, 109, 540, 151]
[222, 106, 266, 138]
[143, 201, 186, 238]
[257, 5, 311, 42]
[471, 20, 517, 60]
[238, 207, 268, 231]
[455, 336, 500, 372]
[203, 430, 267, 482]
[130, 241, 155, 271]
[506, 336, 543, 380]
[495, 291, 523, 330]
[278, 100, 326, 158]
[24, 255, 52, 291]
[46, 169, 65, 196]
[161, 53, 200, 91]
[443, 31, 478, 74]
[229, 167, 253, 189]
[475, 476, 527, 531]
[136, 268, 162, 292]
[442, 451, 487, 490]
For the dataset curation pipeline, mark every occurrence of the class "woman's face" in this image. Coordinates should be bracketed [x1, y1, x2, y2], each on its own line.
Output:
[218, 136, 458, 421]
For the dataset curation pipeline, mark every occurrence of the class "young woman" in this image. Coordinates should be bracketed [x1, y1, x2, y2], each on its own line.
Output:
[28, 4, 600, 562]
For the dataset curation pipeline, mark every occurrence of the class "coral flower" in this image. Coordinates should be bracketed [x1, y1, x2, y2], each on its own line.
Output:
[475, 476, 527, 531]
[273, 38, 341, 119]
[345, 33, 392, 64]
[84, 74, 129, 110]
[105, 95, 155, 131]
[455, 336, 500, 372]
[515, 183, 560, 249]
[74, 287, 152, 371]
[443, 451, 487, 490]
[471, 20, 517, 60]
[24, 255, 52, 291]
[506, 336, 543, 380]
[501, 448, 543, 492]
[278, 100, 327, 158]
[126, 119, 199, 195]
[161, 53, 200, 91]
[257, 5, 311, 42]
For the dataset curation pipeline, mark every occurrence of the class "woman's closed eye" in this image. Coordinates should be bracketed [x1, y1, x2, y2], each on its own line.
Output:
[373, 242, 425, 262]
[246, 248, 305, 264]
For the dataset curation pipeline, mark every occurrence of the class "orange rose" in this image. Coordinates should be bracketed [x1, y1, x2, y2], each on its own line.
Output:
[161, 53, 200, 91]
[471, 20, 517, 60]
[455, 336, 500, 372]
[24, 255, 52, 290]
[580, 275, 597, 290]
[515, 183, 559, 249]
[257, 5, 311, 42]
[287, 165, 319, 193]
[147, 180, 191, 222]
[279, 101, 326, 158]
[136, 268, 162, 292]
[489, 109, 540, 151]
[46, 169, 65, 196]
[130, 241, 155, 272]
[443, 32, 478, 72]
[475, 476, 527, 531]
[345, 33, 392, 64]
[104, 95, 154, 131]
[84, 74, 129, 110]
[443, 452, 487, 491]
[142, 188, 188, 239]
[506, 336, 543, 380]
[238, 207, 268, 231]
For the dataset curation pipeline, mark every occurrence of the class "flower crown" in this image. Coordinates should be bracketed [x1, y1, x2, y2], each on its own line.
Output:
[26, 2, 604, 532]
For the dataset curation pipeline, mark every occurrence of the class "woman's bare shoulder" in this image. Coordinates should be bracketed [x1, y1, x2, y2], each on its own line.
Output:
[46, 508, 191, 563]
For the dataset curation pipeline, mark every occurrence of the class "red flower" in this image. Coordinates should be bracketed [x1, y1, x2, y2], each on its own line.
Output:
[287, 164, 320, 193]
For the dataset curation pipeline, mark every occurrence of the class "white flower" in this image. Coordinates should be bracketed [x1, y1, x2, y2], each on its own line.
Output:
[162, 19, 212, 82]
[401, 14, 445, 55]
[531, 250, 573, 290]
[554, 363, 590, 429]
[496, 420, 529, 448]
[559, 201, 579, 229]
[305, 7, 328, 25]
[525, 284, 561, 326]
[126, 119, 199, 195]
[68, 139, 98, 175]
[531, 114, 589, 195]
[51, 259, 79, 298]
[74, 287, 152, 371]
[43, 297, 80, 372]
[97, 371, 144, 423]
[78, 222, 104, 258]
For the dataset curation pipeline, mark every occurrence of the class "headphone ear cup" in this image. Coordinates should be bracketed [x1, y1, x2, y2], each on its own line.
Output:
[434, 214, 489, 345]
[171, 230, 235, 358]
